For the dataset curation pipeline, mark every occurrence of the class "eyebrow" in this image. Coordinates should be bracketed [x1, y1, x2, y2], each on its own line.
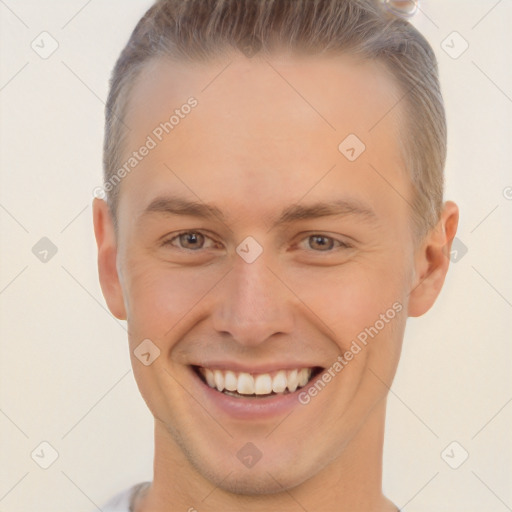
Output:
[141, 194, 378, 226]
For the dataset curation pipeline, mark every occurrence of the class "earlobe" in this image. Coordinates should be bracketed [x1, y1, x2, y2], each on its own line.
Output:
[92, 198, 127, 320]
[407, 201, 459, 317]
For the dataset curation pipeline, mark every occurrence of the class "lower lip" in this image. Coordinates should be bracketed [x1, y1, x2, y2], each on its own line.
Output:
[188, 366, 321, 421]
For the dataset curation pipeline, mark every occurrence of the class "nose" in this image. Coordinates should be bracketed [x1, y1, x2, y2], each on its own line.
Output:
[211, 253, 295, 347]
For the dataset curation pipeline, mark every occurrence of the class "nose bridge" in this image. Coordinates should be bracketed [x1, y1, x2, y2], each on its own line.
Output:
[212, 255, 293, 345]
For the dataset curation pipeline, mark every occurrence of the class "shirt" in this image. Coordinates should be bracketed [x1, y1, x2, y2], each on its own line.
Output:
[100, 482, 151, 512]
[100, 481, 402, 511]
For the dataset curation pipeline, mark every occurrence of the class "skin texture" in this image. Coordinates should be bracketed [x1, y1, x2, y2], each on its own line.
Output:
[93, 52, 459, 512]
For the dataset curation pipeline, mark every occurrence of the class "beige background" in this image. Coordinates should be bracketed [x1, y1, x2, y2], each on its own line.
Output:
[0, 1, 511, 510]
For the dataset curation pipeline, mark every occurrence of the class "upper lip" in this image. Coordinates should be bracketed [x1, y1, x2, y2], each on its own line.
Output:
[191, 362, 324, 374]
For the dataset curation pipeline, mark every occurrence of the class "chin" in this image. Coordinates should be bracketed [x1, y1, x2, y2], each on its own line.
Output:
[212, 467, 308, 496]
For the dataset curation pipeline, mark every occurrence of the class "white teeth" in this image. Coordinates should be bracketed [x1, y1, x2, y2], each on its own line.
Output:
[254, 374, 273, 395]
[237, 372, 254, 394]
[272, 371, 287, 393]
[224, 370, 238, 391]
[298, 368, 311, 387]
[287, 369, 299, 392]
[198, 366, 315, 395]
[204, 369, 216, 388]
[213, 370, 224, 392]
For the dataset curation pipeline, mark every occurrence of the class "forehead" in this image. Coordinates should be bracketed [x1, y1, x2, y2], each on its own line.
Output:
[118, 53, 410, 229]
[124, 52, 404, 143]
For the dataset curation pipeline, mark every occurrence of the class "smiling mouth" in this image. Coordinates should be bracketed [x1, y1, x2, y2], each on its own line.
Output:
[191, 365, 324, 398]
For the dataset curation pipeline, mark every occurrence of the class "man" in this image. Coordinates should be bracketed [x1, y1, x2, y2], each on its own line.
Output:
[93, 0, 459, 510]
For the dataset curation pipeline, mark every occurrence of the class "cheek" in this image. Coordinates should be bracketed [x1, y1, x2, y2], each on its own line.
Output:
[288, 259, 407, 349]
[122, 260, 191, 333]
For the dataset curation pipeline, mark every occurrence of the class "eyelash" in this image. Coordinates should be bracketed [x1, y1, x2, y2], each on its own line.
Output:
[161, 231, 352, 253]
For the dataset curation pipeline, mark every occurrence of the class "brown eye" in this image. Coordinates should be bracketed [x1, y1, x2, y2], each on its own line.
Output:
[298, 233, 352, 253]
[177, 232, 205, 250]
[308, 235, 335, 251]
[162, 231, 210, 251]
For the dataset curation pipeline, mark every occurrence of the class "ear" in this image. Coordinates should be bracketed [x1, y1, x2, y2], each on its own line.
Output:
[408, 200, 459, 317]
[92, 198, 127, 320]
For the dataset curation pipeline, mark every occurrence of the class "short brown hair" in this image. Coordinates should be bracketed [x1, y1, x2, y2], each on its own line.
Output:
[103, 0, 446, 239]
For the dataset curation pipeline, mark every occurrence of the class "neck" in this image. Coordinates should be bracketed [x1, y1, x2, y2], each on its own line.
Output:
[137, 400, 396, 512]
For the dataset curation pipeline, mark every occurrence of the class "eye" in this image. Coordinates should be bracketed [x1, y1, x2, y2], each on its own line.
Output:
[161, 231, 351, 254]
[162, 231, 219, 251]
[300, 234, 352, 252]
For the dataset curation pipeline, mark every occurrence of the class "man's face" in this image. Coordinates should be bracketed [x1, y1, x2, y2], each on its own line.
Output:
[108, 53, 419, 492]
